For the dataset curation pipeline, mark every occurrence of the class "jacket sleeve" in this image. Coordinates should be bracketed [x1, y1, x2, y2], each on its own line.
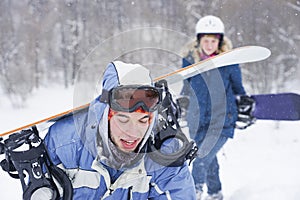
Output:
[44, 116, 81, 167]
[230, 64, 246, 95]
[148, 163, 196, 199]
[44, 124, 62, 165]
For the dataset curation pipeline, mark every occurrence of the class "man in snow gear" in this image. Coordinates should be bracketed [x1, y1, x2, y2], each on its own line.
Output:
[43, 61, 197, 199]
[181, 15, 247, 200]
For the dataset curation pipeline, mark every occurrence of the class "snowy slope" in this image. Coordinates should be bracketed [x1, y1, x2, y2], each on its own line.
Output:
[221, 121, 300, 200]
[1, 86, 300, 199]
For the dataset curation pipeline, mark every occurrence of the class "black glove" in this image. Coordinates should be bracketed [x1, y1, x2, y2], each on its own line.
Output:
[236, 95, 256, 129]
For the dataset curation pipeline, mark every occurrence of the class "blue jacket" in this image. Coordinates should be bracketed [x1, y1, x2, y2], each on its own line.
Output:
[181, 46, 246, 139]
[44, 62, 196, 199]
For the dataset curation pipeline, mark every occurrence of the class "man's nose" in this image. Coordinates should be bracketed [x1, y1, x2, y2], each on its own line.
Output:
[124, 121, 145, 138]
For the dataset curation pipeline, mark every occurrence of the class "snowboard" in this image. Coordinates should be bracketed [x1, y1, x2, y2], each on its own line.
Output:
[236, 93, 300, 129]
[0, 45, 271, 137]
[252, 93, 300, 120]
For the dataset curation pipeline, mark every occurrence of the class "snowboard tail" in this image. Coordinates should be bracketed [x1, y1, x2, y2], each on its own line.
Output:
[252, 93, 300, 120]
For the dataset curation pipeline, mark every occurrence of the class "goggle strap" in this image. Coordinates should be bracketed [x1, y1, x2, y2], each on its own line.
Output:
[99, 89, 110, 103]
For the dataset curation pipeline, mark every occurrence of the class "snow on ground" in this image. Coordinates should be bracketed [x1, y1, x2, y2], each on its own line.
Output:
[0, 86, 300, 199]
[221, 121, 300, 200]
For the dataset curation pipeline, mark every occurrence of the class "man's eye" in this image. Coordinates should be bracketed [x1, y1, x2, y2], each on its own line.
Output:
[118, 119, 129, 123]
[139, 118, 149, 124]
[116, 117, 129, 123]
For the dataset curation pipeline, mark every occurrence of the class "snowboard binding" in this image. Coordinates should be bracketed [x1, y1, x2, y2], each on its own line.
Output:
[0, 126, 73, 200]
[147, 80, 198, 167]
[236, 95, 256, 129]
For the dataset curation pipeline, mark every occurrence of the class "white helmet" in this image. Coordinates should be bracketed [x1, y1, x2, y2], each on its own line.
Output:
[195, 15, 225, 35]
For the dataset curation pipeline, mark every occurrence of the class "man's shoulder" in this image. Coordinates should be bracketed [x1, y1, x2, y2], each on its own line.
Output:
[46, 109, 88, 143]
[51, 106, 88, 129]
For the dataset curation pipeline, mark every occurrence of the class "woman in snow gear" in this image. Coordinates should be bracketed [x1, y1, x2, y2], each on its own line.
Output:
[181, 15, 246, 200]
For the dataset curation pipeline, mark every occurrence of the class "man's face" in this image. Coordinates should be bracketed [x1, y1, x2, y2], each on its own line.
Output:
[200, 35, 220, 56]
[109, 111, 150, 152]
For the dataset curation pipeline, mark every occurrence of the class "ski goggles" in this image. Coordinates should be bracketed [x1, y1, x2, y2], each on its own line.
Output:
[109, 85, 161, 112]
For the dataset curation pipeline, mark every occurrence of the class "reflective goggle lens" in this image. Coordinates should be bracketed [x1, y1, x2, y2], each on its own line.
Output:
[110, 86, 160, 112]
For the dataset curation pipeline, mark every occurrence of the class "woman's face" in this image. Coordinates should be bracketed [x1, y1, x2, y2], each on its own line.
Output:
[200, 35, 220, 56]
[109, 111, 151, 152]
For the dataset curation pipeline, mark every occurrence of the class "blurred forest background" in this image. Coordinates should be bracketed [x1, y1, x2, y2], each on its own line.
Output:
[0, 0, 300, 107]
